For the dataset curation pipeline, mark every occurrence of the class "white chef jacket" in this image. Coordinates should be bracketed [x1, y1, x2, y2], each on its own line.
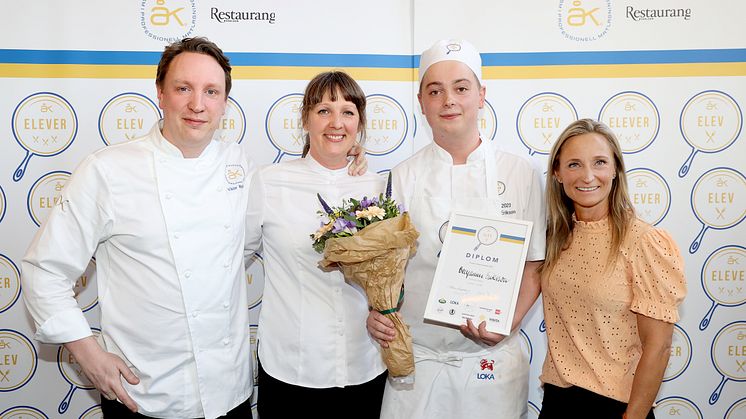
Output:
[380, 140, 546, 419]
[22, 123, 254, 419]
[245, 156, 387, 388]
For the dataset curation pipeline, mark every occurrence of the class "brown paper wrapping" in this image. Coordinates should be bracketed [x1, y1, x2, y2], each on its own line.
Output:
[320, 212, 419, 377]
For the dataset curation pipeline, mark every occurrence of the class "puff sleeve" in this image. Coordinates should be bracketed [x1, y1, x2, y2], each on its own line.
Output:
[628, 227, 687, 323]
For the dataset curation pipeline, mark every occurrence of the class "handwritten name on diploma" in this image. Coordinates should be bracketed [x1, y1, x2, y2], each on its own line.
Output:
[458, 266, 509, 283]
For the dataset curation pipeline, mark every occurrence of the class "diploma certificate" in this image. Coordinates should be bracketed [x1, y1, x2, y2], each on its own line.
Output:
[423, 212, 533, 335]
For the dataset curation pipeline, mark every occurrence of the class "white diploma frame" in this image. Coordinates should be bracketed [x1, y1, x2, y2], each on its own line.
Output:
[423, 212, 533, 335]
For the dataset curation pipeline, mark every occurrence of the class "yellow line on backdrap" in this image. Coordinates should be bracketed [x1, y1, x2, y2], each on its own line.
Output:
[1, 62, 744, 80]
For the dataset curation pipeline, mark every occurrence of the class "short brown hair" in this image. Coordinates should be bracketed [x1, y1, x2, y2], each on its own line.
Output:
[300, 71, 367, 157]
[156, 37, 232, 96]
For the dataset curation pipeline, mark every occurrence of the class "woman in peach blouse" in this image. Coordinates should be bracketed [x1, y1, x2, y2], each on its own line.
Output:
[538, 119, 687, 419]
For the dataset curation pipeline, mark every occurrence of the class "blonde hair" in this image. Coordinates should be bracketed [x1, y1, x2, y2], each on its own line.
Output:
[541, 118, 635, 275]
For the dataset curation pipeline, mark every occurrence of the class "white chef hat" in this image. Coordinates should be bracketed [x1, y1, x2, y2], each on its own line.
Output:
[418, 39, 482, 85]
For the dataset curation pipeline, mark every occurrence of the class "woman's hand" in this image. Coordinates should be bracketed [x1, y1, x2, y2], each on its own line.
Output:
[367, 310, 396, 347]
[347, 143, 368, 176]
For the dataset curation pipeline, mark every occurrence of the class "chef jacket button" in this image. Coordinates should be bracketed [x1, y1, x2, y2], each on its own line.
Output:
[337, 317, 343, 323]
[222, 338, 230, 345]
[165, 192, 173, 200]
[223, 301, 230, 308]
[334, 288, 341, 294]
[192, 310, 199, 318]
[184, 270, 192, 278]
[174, 232, 180, 239]
[224, 223, 231, 230]
[338, 330, 344, 336]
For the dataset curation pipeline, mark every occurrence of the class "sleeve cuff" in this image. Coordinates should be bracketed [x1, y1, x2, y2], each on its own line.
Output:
[630, 298, 680, 324]
[34, 308, 93, 344]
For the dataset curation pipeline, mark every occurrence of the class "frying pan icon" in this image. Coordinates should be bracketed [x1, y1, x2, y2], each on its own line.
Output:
[264, 93, 304, 163]
[699, 245, 746, 330]
[57, 328, 100, 413]
[11, 92, 77, 182]
[708, 321, 746, 404]
[688, 167, 746, 254]
[678, 90, 742, 177]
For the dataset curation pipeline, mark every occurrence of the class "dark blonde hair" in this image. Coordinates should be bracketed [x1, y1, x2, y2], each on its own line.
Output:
[156, 37, 232, 96]
[300, 71, 367, 157]
[541, 118, 634, 275]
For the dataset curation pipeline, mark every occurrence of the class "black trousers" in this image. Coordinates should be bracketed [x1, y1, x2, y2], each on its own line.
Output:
[257, 360, 386, 419]
[539, 383, 655, 419]
[101, 394, 253, 419]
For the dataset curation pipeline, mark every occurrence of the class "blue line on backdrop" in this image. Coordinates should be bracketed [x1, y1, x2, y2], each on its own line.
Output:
[0, 48, 744, 67]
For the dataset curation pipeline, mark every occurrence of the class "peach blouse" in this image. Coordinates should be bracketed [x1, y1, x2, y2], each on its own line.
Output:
[540, 216, 687, 402]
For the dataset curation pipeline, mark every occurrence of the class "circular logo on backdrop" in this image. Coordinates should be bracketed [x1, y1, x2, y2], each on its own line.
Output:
[678, 90, 742, 177]
[98, 92, 161, 145]
[216, 97, 247, 144]
[663, 324, 692, 381]
[708, 321, 746, 405]
[0, 406, 49, 419]
[57, 329, 100, 413]
[27, 171, 71, 227]
[11, 92, 77, 182]
[725, 397, 746, 419]
[0, 329, 38, 392]
[517, 92, 578, 155]
[699, 245, 746, 330]
[626, 168, 671, 225]
[79, 404, 103, 419]
[688, 167, 746, 254]
[0, 184, 6, 223]
[265, 93, 304, 163]
[139, 0, 196, 43]
[599, 91, 660, 153]
[75, 259, 98, 313]
[654, 396, 703, 419]
[0, 254, 21, 314]
[364, 94, 408, 155]
[558, 0, 612, 42]
[246, 254, 265, 310]
[479, 99, 498, 142]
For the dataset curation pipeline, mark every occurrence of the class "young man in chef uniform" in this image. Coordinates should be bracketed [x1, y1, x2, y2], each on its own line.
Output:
[367, 39, 546, 419]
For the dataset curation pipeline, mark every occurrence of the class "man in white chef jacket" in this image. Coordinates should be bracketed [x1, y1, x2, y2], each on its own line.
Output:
[21, 37, 255, 418]
[367, 40, 546, 419]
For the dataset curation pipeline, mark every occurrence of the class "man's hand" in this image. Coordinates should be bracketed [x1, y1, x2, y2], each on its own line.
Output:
[347, 143, 368, 176]
[65, 336, 140, 412]
[367, 311, 396, 348]
[460, 319, 507, 346]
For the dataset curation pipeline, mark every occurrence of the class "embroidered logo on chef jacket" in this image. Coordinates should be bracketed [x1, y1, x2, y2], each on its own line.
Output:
[225, 164, 245, 189]
[476, 357, 495, 380]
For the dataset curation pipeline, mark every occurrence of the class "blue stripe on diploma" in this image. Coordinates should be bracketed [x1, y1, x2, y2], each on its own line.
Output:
[0, 48, 743, 67]
[499, 234, 525, 244]
[451, 226, 476, 236]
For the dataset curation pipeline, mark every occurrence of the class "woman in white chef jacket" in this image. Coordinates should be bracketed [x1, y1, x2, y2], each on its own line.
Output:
[367, 40, 547, 419]
[245, 71, 387, 419]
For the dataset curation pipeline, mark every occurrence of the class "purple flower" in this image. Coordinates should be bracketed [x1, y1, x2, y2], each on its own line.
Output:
[397, 204, 405, 213]
[317, 193, 333, 215]
[360, 197, 374, 208]
[332, 217, 356, 234]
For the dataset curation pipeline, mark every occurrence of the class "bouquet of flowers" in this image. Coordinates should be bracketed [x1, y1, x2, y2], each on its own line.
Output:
[311, 173, 418, 379]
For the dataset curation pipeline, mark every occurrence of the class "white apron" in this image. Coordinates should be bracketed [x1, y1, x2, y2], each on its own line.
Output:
[381, 142, 529, 419]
